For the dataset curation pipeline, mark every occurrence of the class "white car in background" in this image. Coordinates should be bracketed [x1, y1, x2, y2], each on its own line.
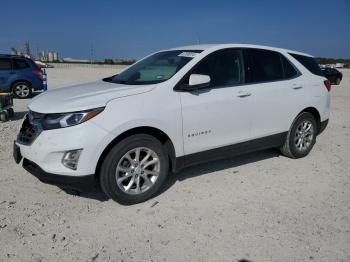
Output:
[14, 44, 331, 204]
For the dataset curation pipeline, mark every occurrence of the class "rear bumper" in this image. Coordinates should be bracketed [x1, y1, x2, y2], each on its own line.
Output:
[318, 119, 329, 135]
[31, 79, 44, 90]
[22, 158, 99, 192]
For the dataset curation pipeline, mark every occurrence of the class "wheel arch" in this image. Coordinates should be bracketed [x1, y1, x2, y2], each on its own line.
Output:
[298, 107, 321, 133]
[95, 126, 177, 178]
[11, 79, 32, 90]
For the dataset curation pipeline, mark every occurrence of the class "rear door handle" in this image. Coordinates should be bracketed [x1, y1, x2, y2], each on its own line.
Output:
[237, 91, 251, 98]
[292, 86, 303, 90]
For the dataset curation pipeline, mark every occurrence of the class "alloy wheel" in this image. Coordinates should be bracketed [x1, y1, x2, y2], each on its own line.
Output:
[115, 147, 160, 195]
[14, 84, 30, 98]
[294, 120, 314, 152]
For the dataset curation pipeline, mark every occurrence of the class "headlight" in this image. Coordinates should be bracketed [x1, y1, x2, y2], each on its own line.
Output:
[42, 107, 104, 130]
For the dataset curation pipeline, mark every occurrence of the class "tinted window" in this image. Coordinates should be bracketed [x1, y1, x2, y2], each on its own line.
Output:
[13, 59, 30, 69]
[281, 55, 298, 79]
[0, 58, 11, 70]
[289, 53, 323, 76]
[250, 49, 284, 82]
[331, 68, 339, 74]
[189, 49, 244, 87]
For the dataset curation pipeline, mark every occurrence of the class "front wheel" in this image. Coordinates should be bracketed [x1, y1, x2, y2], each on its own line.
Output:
[280, 112, 317, 158]
[335, 78, 341, 85]
[100, 134, 169, 205]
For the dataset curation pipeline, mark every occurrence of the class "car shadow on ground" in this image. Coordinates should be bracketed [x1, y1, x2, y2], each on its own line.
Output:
[72, 148, 281, 202]
[159, 148, 280, 196]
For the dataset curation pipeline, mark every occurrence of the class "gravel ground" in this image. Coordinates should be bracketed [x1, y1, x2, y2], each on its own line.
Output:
[0, 67, 349, 262]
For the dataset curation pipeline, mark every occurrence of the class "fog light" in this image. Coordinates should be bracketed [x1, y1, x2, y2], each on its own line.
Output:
[62, 149, 82, 170]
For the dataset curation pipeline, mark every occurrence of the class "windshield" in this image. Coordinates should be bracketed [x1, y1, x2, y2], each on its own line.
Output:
[111, 50, 202, 85]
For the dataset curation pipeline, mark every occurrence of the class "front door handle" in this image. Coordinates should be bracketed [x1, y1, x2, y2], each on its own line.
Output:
[237, 91, 251, 98]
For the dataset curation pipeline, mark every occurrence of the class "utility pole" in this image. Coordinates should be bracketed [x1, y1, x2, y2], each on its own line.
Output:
[90, 44, 94, 65]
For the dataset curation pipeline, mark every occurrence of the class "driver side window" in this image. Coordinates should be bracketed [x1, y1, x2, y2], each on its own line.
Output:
[186, 49, 244, 88]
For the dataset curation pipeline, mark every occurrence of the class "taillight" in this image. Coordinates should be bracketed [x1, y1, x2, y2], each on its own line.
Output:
[324, 80, 331, 92]
[34, 68, 43, 80]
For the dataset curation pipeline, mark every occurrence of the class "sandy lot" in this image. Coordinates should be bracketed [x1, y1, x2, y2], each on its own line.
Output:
[0, 67, 349, 262]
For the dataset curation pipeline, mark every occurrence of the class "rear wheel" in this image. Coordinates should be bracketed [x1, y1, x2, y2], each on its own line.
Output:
[100, 134, 169, 205]
[335, 78, 341, 85]
[12, 82, 32, 99]
[280, 112, 317, 158]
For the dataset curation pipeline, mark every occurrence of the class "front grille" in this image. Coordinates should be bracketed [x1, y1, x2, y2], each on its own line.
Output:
[17, 111, 44, 145]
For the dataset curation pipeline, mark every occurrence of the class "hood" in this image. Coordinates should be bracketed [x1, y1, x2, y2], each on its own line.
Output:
[28, 80, 156, 113]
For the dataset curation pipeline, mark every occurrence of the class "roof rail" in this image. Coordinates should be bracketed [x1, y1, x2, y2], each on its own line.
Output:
[0, 54, 26, 58]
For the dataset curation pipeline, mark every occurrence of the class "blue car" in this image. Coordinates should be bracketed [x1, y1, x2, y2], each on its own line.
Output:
[0, 54, 44, 98]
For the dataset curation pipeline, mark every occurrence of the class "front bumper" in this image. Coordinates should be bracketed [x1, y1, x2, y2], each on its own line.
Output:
[14, 113, 116, 192]
[22, 158, 98, 192]
[14, 142, 99, 192]
[15, 118, 113, 176]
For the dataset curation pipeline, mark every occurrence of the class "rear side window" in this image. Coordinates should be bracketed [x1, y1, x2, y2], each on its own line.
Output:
[249, 49, 284, 82]
[281, 55, 298, 79]
[289, 53, 323, 76]
[0, 58, 12, 70]
[13, 59, 30, 69]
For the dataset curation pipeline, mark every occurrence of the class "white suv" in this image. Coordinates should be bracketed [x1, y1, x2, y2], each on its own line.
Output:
[14, 44, 330, 204]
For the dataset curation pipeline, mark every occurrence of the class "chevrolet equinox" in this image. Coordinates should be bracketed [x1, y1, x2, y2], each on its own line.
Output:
[14, 44, 330, 204]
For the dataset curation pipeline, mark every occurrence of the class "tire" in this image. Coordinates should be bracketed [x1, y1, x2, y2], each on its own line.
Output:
[0, 111, 8, 122]
[100, 134, 169, 205]
[280, 112, 317, 158]
[12, 82, 32, 99]
[7, 108, 14, 118]
[335, 78, 341, 85]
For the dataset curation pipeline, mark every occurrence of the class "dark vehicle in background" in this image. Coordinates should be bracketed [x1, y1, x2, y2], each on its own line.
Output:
[321, 67, 342, 85]
[0, 54, 44, 98]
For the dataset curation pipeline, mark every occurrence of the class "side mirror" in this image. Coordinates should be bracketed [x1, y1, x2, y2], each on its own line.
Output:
[102, 74, 118, 82]
[187, 74, 211, 90]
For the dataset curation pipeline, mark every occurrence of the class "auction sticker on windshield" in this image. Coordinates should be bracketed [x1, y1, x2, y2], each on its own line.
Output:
[178, 52, 199, 58]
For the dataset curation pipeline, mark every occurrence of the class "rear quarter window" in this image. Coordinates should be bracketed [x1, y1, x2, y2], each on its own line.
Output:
[13, 59, 31, 69]
[289, 53, 323, 76]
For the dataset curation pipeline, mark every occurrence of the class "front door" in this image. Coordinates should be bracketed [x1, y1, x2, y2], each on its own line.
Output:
[179, 48, 252, 157]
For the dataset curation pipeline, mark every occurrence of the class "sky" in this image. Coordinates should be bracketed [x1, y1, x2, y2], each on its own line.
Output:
[1, 0, 349, 60]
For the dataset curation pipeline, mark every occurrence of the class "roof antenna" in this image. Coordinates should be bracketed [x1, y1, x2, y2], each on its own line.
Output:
[197, 36, 201, 44]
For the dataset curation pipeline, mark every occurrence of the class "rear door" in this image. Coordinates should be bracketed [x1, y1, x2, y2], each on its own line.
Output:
[243, 48, 307, 139]
[179, 48, 253, 156]
[0, 58, 13, 91]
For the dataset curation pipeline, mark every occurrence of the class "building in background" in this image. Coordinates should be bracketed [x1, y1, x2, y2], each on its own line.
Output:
[10, 48, 19, 55]
[37, 50, 59, 62]
[47, 52, 54, 62]
[20, 41, 31, 57]
[9, 41, 59, 61]
[53, 52, 58, 61]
